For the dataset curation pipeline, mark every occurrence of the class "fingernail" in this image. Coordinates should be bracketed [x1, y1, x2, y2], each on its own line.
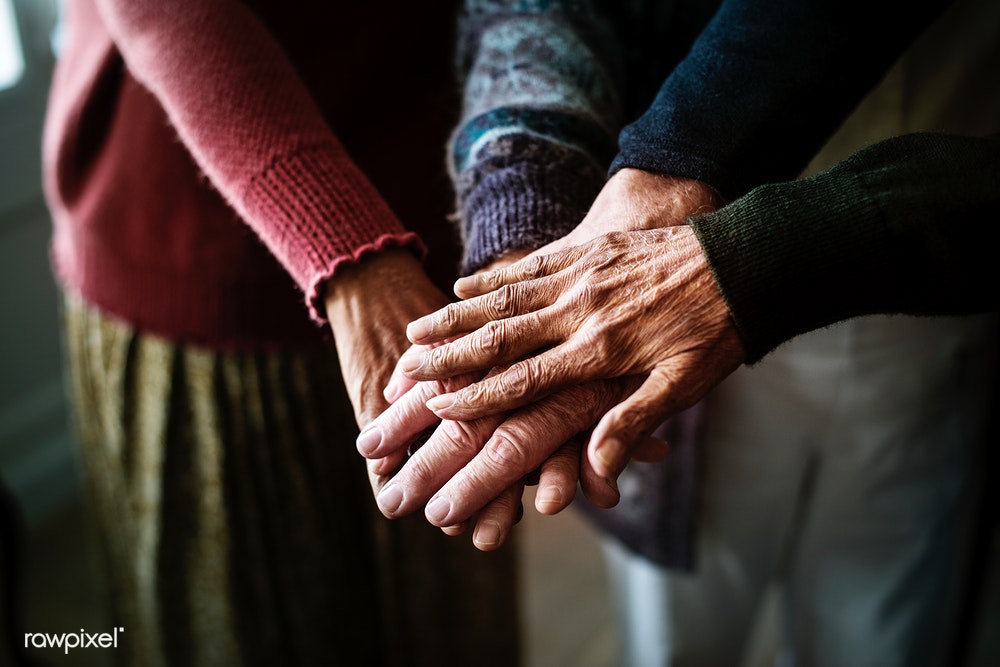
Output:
[535, 485, 563, 514]
[406, 318, 432, 342]
[356, 426, 382, 456]
[377, 484, 404, 516]
[399, 351, 422, 374]
[426, 393, 455, 413]
[383, 379, 401, 403]
[474, 520, 502, 548]
[593, 437, 620, 471]
[453, 276, 477, 295]
[425, 495, 451, 524]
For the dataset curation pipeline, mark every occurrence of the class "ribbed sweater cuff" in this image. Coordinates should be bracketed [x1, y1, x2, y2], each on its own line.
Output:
[459, 158, 605, 275]
[244, 142, 425, 321]
[689, 168, 887, 363]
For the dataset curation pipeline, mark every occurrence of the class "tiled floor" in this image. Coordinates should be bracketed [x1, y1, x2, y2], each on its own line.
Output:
[9, 487, 1000, 667]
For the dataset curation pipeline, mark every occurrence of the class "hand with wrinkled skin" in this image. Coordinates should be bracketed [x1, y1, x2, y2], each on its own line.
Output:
[353, 170, 720, 548]
[363, 366, 535, 548]
[355, 251, 554, 549]
[360, 367, 662, 548]
[323, 248, 452, 491]
[536, 168, 722, 253]
[367, 362, 630, 554]
[400, 224, 747, 483]
[359, 249, 664, 550]
[359, 251, 615, 550]
[362, 375, 590, 549]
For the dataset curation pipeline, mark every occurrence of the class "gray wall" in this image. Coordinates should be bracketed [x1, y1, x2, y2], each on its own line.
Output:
[0, 0, 78, 524]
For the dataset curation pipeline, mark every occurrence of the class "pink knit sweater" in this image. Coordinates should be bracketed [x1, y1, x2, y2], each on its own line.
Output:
[43, 0, 460, 349]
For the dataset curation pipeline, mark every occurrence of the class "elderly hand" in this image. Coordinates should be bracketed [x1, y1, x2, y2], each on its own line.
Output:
[359, 369, 666, 549]
[541, 168, 721, 250]
[355, 251, 551, 548]
[324, 248, 451, 486]
[357, 247, 665, 550]
[398, 225, 747, 481]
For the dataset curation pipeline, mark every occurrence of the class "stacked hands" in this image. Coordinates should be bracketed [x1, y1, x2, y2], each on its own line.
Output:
[349, 169, 747, 551]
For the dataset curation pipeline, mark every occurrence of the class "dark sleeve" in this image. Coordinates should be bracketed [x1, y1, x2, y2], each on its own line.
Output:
[611, 0, 955, 200]
[689, 132, 1000, 362]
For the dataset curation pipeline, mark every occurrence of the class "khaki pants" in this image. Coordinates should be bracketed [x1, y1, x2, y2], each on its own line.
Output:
[604, 313, 999, 667]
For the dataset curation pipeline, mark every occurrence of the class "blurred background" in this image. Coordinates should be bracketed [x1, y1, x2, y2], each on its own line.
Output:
[0, 1, 998, 666]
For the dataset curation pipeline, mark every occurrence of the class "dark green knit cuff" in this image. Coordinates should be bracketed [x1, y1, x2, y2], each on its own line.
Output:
[689, 168, 889, 362]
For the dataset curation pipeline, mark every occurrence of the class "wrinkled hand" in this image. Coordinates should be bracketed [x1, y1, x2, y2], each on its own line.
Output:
[359, 368, 665, 549]
[400, 225, 746, 481]
[324, 248, 450, 488]
[352, 169, 723, 548]
[535, 167, 721, 254]
[359, 250, 662, 551]
[356, 251, 541, 548]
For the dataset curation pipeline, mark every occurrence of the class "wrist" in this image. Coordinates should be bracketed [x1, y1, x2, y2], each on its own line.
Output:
[596, 168, 722, 230]
[324, 249, 431, 319]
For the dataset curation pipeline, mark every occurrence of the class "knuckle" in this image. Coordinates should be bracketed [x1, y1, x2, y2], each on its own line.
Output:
[565, 279, 598, 308]
[478, 269, 502, 292]
[588, 236, 623, 272]
[424, 345, 452, 372]
[477, 319, 508, 359]
[487, 284, 518, 319]
[458, 378, 501, 410]
[520, 254, 546, 280]
[402, 453, 440, 489]
[484, 487, 522, 518]
[482, 430, 532, 472]
[438, 419, 487, 459]
[592, 332, 618, 367]
[610, 400, 653, 437]
[546, 384, 601, 426]
[573, 327, 610, 367]
[495, 361, 534, 401]
[435, 303, 462, 332]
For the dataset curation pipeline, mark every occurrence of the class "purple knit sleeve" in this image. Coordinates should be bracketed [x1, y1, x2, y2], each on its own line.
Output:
[450, 0, 624, 274]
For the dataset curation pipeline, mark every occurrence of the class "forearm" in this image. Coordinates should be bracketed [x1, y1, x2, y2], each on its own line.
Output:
[94, 0, 423, 320]
[690, 131, 1000, 361]
[612, 0, 955, 199]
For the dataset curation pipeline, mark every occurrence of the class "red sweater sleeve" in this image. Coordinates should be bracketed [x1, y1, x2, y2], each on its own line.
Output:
[93, 0, 423, 320]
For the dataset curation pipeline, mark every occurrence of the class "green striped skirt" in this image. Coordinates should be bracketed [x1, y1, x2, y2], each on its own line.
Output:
[62, 294, 520, 667]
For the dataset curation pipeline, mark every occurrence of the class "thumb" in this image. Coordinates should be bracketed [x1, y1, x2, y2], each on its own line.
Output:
[586, 365, 687, 480]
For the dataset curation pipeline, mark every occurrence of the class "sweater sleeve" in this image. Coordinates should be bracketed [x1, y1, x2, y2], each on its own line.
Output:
[611, 0, 955, 200]
[689, 132, 1000, 362]
[93, 0, 423, 322]
[450, 0, 625, 275]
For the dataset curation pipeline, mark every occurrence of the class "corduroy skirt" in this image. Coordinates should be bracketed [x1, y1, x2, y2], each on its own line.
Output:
[62, 293, 520, 667]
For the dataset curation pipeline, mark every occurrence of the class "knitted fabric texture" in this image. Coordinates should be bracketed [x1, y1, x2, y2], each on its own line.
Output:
[44, 0, 460, 348]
